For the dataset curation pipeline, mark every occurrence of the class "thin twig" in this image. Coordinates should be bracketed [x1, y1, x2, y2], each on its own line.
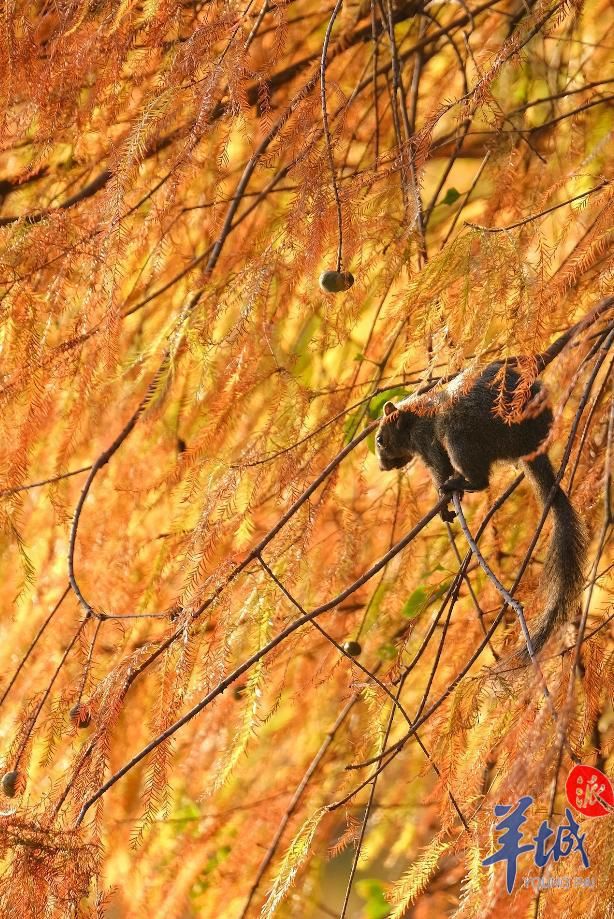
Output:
[451, 493, 534, 656]
[442, 150, 490, 247]
[321, 0, 346, 272]
[239, 694, 361, 919]
[445, 521, 497, 658]
[534, 376, 614, 917]
[14, 620, 87, 770]
[74, 496, 449, 826]
[258, 555, 415, 730]
[465, 180, 608, 233]
[0, 466, 92, 497]
[0, 585, 71, 710]
[349, 327, 614, 775]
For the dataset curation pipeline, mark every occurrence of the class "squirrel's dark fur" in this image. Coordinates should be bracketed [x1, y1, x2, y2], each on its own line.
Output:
[375, 298, 613, 659]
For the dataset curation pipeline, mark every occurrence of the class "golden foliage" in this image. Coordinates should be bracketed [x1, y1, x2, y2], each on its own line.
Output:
[0, 0, 612, 915]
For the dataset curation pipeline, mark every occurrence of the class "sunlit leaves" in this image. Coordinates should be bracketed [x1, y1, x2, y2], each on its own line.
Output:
[260, 808, 328, 919]
[387, 838, 451, 918]
[0, 0, 611, 916]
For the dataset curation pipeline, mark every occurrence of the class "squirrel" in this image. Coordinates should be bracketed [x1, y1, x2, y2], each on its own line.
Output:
[375, 297, 613, 658]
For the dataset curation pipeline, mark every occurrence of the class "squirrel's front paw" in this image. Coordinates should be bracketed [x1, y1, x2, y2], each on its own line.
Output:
[441, 475, 468, 495]
[439, 505, 456, 523]
[438, 488, 458, 522]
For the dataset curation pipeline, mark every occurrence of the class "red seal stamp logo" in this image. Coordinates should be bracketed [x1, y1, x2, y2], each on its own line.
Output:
[566, 765, 614, 818]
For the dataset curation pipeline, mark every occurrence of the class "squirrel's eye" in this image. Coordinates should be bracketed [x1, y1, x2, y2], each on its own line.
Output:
[376, 435, 383, 447]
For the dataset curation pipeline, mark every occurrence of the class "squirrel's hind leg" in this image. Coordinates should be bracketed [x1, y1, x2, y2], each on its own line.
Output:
[443, 439, 491, 493]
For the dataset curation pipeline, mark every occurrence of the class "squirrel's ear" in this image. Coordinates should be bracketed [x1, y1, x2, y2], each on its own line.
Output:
[383, 401, 397, 416]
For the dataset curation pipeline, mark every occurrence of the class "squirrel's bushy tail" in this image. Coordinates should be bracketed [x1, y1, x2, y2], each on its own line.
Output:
[518, 454, 587, 659]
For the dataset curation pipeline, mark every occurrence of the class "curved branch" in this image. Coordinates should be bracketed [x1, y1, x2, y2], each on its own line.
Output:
[75, 494, 448, 826]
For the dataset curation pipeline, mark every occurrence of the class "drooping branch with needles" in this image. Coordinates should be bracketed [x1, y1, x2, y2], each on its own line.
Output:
[0, 1, 613, 914]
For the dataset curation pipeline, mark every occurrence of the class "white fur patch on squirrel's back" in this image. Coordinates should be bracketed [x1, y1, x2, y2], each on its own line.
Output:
[442, 370, 470, 396]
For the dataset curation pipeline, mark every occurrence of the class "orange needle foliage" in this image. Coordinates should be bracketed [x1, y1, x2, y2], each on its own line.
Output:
[0, 0, 612, 916]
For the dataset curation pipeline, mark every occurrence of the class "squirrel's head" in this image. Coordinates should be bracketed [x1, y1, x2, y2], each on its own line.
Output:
[375, 402, 414, 470]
